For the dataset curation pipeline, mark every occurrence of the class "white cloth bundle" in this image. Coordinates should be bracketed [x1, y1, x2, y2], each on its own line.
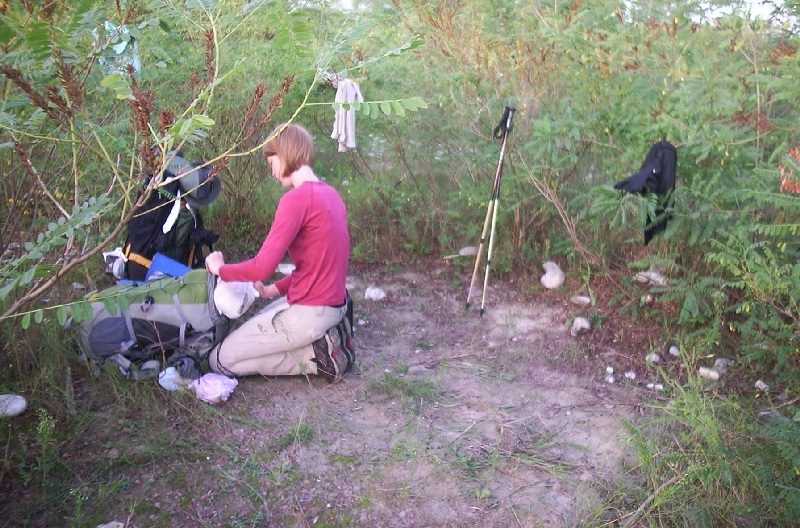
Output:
[331, 77, 364, 152]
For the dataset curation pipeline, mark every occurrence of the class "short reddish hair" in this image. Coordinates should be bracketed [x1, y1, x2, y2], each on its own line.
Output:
[261, 123, 315, 178]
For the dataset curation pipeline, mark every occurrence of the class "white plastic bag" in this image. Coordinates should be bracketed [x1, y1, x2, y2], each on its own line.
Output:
[214, 280, 257, 319]
[188, 373, 238, 404]
[101, 247, 127, 279]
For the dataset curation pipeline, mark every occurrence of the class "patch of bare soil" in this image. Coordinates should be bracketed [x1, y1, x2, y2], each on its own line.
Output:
[176, 260, 646, 528]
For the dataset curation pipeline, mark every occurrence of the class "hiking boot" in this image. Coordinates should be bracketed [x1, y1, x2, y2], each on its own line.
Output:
[312, 336, 335, 382]
[312, 326, 349, 383]
[344, 292, 355, 337]
[337, 316, 355, 366]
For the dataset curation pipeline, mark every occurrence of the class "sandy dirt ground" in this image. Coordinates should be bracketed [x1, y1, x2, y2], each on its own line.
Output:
[175, 261, 651, 528]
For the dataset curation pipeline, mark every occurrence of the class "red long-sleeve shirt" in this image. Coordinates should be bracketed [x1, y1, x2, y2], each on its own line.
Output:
[218, 181, 349, 306]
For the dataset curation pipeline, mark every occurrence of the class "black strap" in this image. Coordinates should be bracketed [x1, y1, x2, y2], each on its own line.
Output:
[493, 106, 516, 140]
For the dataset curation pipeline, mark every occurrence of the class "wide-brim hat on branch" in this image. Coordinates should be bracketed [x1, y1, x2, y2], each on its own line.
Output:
[165, 152, 221, 207]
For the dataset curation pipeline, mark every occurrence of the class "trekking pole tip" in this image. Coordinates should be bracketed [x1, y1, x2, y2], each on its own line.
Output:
[479, 308, 485, 317]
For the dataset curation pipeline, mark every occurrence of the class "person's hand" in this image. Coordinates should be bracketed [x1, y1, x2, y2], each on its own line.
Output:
[205, 251, 225, 276]
[253, 281, 278, 299]
[253, 281, 269, 298]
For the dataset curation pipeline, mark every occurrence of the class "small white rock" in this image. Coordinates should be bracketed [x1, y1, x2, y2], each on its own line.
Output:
[570, 295, 592, 307]
[458, 246, 478, 256]
[645, 352, 661, 363]
[641, 294, 654, 304]
[713, 358, 733, 375]
[570, 316, 591, 336]
[668, 345, 681, 357]
[635, 270, 667, 286]
[540, 261, 565, 289]
[357, 319, 367, 326]
[755, 379, 769, 391]
[605, 375, 615, 384]
[0, 394, 27, 417]
[698, 367, 720, 380]
[624, 370, 636, 380]
[364, 287, 386, 301]
[606, 366, 614, 375]
[654, 383, 664, 391]
[72, 282, 85, 290]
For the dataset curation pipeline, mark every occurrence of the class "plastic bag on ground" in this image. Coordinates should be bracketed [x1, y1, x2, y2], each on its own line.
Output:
[188, 373, 238, 404]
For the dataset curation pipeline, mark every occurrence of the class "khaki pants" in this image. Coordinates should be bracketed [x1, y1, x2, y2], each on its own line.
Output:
[209, 297, 346, 377]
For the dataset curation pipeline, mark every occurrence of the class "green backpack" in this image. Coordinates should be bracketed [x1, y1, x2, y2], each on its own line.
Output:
[77, 269, 230, 379]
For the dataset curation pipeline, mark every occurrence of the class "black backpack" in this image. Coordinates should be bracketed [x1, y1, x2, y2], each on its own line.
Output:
[614, 141, 677, 244]
[123, 154, 220, 281]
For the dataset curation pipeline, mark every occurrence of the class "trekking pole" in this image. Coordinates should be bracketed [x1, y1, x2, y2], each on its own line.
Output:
[465, 106, 516, 316]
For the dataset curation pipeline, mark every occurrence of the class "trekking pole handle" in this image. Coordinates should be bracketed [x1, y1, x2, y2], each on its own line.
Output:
[493, 106, 516, 140]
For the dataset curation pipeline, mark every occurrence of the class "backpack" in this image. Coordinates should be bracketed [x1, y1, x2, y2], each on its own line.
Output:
[613, 141, 677, 244]
[77, 269, 230, 379]
[124, 154, 220, 281]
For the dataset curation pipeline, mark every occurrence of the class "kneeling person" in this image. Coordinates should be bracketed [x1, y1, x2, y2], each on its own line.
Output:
[204, 123, 353, 382]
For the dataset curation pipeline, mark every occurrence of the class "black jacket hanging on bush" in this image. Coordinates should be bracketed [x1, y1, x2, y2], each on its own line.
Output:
[614, 140, 677, 245]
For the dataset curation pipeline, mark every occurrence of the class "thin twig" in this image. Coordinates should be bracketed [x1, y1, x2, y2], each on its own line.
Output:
[290, 404, 308, 458]
[442, 351, 481, 361]
[0, 426, 11, 488]
[621, 474, 680, 528]
[760, 396, 800, 412]
[511, 506, 523, 528]
[294, 494, 312, 528]
[19, 145, 70, 218]
[447, 421, 477, 445]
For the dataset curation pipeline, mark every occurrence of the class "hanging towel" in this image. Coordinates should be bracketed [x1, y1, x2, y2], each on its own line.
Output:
[331, 77, 363, 152]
